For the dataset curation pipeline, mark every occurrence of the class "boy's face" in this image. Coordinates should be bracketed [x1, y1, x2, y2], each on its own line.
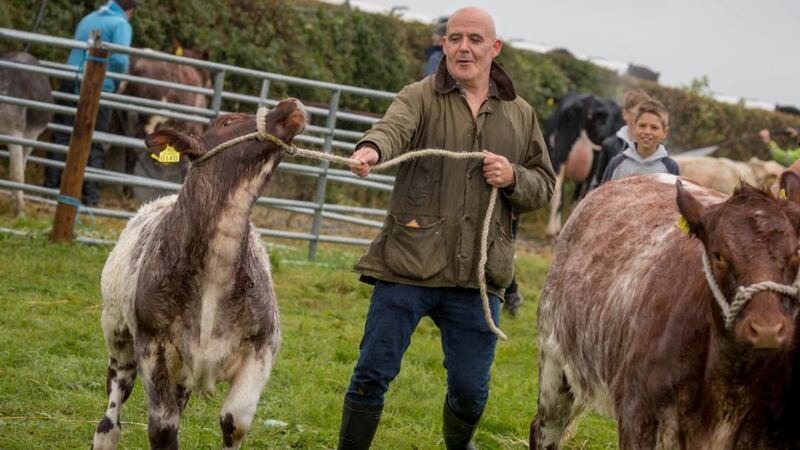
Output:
[623, 104, 641, 128]
[633, 112, 668, 151]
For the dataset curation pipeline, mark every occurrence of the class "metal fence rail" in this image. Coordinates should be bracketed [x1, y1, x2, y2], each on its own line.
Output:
[0, 27, 401, 256]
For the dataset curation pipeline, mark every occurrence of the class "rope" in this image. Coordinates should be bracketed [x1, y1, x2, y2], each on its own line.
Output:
[56, 194, 96, 232]
[701, 249, 800, 330]
[190, 107, 508, 339]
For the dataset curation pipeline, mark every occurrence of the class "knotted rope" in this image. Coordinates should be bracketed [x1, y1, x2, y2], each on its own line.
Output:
[701, 249, 800, 330]
[194, 107, 508, 340]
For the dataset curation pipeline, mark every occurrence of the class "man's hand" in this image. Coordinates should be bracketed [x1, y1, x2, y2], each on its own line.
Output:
[482, 150, 515, 188]
[759, 129, 771, 145]
[351, 145, 380, 178]
[787, 127, 799, 139]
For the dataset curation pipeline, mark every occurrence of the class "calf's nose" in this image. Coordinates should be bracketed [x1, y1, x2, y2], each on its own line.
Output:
[743, 317, 791, 349]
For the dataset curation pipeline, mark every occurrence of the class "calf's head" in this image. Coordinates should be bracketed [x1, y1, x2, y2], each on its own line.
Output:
[677, 175, 800, 350]
[144, 98, 307, 171]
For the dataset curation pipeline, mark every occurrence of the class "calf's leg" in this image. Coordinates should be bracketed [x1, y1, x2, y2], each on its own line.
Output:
[530, 341, 578, 450]
[8, 141, 26, 216]
[92, 327, 137, 450]
[139, 342, 181, 450]
[220, 348, 276, 450]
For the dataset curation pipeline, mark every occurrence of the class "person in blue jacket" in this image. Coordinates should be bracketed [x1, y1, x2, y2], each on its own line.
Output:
[44, 0, 136, 206]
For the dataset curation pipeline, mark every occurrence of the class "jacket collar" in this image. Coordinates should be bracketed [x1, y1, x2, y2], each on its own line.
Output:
[434, 56, 517, 101]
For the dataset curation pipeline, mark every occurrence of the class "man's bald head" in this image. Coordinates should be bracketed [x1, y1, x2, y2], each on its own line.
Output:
[447, 7, 497, 41]
[442, 6, 502, 90]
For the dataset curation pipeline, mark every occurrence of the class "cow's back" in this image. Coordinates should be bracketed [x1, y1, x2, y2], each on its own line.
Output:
[538, 174, 725, 416]
[0, 52, 53, 136]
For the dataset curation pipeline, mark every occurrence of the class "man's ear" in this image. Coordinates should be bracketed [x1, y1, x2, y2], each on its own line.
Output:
[145, 129, 203, 159]
[676, 179, 707, 239]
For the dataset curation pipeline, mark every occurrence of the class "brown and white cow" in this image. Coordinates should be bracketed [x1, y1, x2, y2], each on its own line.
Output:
[91, 99, 307, 450]
[531, 173, 800, 449]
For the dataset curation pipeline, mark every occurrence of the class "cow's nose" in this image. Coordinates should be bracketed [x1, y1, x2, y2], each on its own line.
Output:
[743, 318, 790, 349]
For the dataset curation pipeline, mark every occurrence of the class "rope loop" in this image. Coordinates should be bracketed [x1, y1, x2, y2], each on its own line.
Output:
[702, 249, 800, 330]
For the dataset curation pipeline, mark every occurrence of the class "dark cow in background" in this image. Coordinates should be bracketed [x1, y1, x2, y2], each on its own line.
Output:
[531, 173, 800, 449]
[115, 40, 211, 199]
[544, 92, 623, 236]
[0, 52, 53, 216]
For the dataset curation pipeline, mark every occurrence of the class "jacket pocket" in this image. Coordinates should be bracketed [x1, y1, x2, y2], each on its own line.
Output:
[384, 216, 446, 280]
[485, 220, 515, 289]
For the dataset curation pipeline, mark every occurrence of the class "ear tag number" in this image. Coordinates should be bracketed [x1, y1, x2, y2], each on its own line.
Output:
[676, 215, 691, 235]
[151, 143, 181, 164]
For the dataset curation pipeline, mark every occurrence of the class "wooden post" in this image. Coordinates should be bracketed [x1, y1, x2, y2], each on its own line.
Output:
[51, 34, 108, 243]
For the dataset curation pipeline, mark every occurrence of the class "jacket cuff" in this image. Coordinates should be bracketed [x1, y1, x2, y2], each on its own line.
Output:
[355, 140, 383, 163]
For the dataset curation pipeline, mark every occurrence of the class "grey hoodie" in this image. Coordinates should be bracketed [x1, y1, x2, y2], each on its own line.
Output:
[601, 144, 679, 183]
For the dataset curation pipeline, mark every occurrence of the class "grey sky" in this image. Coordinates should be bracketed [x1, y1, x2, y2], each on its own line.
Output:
[359, 0, 800, 108]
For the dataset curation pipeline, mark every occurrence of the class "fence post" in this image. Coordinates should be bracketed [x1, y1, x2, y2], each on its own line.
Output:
[258, 78, 271, 107]
[51, 34, 107, 243]
[210, 70, 225, 116]
[308, 89, 341, 260]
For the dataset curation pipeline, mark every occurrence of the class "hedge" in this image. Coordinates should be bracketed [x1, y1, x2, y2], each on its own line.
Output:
[2, 0, 799, 159]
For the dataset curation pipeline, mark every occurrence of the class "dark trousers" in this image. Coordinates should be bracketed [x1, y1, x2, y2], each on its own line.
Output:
[43, 79, 111, 205]
[346, 281, 501, 424]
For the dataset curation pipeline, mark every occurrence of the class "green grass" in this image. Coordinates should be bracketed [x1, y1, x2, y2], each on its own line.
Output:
[0, 221, 617, 449]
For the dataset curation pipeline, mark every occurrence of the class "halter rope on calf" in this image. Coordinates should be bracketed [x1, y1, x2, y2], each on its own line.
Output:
[195, 107, 509, 340]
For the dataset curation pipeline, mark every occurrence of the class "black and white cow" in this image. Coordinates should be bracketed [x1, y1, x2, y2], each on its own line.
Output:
[544, 92, 622, 236]
[0, 52, 53, 216]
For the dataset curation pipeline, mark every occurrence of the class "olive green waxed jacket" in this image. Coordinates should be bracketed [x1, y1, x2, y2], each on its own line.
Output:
[354, 58, 555, 297]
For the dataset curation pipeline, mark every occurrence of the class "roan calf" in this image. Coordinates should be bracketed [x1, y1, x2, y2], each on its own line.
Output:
[91, 98, 307, 450]
[532, 174, 800, 449]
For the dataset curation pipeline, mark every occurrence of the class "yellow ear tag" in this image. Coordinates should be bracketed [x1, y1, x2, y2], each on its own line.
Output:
[175, 46, 184, 57]
[780, 188, 787, 200]
[151, 143, 181, 164]
[676, 215, 691, 235]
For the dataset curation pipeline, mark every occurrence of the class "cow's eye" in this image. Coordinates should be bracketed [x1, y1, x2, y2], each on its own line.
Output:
[223, 120, 233, 127]
[712, 252, 723, 262]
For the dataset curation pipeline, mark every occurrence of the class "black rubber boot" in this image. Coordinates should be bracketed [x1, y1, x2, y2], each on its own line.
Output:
[337, 397, 383, 450]
[443, 400, 479, 450]
[502, 288, 524, 318]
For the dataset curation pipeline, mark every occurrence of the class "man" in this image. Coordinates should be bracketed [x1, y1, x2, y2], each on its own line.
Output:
[44, 0, 136, 206]
[422, 16, 448, 78]
[339, 7, 555, 449]
[760, 127, 800, 167]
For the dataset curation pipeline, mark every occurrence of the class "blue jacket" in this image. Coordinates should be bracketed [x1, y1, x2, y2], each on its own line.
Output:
[66, 0, 132, 92]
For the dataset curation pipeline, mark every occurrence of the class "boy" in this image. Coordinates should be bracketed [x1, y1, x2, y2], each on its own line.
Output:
[590, 89, 650, 188]
[601, 99, 679, 183]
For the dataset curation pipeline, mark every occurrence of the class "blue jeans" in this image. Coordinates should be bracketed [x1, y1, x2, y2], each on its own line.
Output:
[346, 281, 501, 423]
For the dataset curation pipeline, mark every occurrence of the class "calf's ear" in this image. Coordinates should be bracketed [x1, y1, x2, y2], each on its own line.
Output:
[145, 129, 203, 159]
[676, 179, 707, 239]
[780, 171, 800, 204]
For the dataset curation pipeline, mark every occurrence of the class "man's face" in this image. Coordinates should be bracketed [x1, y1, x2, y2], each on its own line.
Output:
[443, 11, 501, 88]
